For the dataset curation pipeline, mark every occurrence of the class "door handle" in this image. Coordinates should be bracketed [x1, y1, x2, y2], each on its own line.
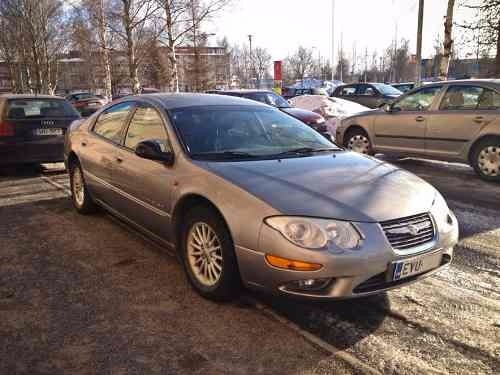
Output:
[474, 116, 484, 124]
[415, 116, 425, 122]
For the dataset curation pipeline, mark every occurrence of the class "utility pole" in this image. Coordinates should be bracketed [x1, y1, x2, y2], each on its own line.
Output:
[415, 0, 424, 85]
[339, 31, 343, 82]
[331, 0, 335, 81]
[364, 47, 368, 82]
[248, 34, 253, 88]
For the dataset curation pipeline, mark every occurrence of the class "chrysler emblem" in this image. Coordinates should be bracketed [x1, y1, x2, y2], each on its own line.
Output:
[407, 224, 420, 236]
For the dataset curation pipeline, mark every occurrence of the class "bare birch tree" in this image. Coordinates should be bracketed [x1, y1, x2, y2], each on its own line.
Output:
[157, 0, 230, 91]
[439, 0, 456, 80]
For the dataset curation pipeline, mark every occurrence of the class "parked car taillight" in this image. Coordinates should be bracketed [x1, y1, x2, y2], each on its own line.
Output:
[0, 121, 15, 137]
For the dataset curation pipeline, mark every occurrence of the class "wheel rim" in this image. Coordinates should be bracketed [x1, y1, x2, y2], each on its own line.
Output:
[478, 146, 500, 177]
[348, 134, 371, 154]
[72, 167, 85, 206]
[187, 222, 223, 287]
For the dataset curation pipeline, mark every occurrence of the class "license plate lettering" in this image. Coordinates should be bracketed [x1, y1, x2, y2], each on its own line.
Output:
[393, 252, 442, 281]
[34, 128, 63, 136]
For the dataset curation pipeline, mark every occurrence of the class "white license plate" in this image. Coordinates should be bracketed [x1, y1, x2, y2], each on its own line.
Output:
[392, 251, 442, 281]
[87, 102, 98, 107]
[34, 128, 63, 136]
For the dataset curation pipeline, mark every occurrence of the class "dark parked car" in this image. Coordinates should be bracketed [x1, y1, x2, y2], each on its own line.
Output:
[0, 94, 80, 165]
[212, 90, 330, 138]
[66, 92, 107, 117]
[391, 82, 415, 93]
[332, 83, 402, 108]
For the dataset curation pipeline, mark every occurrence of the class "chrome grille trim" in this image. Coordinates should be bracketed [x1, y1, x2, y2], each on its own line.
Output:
[380, 213, 436, 251]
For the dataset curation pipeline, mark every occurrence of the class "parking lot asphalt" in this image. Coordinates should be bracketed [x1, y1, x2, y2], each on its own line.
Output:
[0, 160, 499, 374]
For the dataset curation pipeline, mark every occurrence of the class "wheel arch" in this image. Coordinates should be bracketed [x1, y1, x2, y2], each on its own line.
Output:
[171, 193, 232, 252]
[468, 134, 500, 164]
[343, 124, 370, 147]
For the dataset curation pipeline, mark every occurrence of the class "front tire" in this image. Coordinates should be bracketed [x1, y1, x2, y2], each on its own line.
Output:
[471, 137, 500, 182]
[344, 128, 374, 155]
[181, 205, 241, 301]
[69, 161, 97, 214]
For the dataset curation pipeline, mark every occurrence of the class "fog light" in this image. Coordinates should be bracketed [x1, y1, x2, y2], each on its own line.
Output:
[286, 278, 332, 292]
[265, 254, 323, 271]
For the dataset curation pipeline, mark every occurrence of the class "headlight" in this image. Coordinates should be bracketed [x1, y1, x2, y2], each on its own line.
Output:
[431, 192, 454, 232]
[265, 216, 363, 251]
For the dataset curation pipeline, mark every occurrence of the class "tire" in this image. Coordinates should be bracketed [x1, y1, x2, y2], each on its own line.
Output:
[180, 205, 241, 301]
[470, 137, 500, 182]
[69, 161, 97, 214]
[344, 128, 374, 155]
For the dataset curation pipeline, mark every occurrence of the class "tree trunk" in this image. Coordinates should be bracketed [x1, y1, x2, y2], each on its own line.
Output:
[122, 1, 141, 94]
[164, 1, 180, 92]
[496, 16, 500, 77]
[98, 0, 113, 99]
[439, 0, 455, 80]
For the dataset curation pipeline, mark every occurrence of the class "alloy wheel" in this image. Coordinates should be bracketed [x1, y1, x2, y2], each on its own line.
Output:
[72, 167, 85, 207]
[348, 134, 371, 154]
[187, 222, 223, 287]
[478, 146, 500, 177]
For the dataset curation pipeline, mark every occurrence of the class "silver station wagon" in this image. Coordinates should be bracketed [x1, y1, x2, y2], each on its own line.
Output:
[65, 94, 459, 301]
[337, 80, 500, 181]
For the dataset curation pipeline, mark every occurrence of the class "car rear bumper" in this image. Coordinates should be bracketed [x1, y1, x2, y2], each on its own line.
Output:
[0, 138, 65, 165]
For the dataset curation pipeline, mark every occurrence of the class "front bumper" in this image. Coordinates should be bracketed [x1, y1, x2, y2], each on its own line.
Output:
[236, 212, 458, 299]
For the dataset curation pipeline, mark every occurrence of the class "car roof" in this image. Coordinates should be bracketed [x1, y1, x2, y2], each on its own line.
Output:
[116, 93, 270, 110]
[0, 94, 66, 100]
[216, 89, 273, 94]
[419, 79, 500, 89]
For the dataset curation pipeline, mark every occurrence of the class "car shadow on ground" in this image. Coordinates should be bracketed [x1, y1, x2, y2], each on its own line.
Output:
[0, 163, 65, 181]
[251, 291, 389, 351]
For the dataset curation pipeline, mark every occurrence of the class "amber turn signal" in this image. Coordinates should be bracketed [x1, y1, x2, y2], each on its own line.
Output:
[265, 254, 323, 271]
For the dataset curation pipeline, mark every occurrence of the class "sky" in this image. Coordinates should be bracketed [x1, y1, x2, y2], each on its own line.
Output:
[208, 0, 474, 63]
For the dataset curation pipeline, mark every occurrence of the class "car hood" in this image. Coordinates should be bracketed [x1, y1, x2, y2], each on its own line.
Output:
[280, 107, 321, 120]
[203, 152, 437, 223]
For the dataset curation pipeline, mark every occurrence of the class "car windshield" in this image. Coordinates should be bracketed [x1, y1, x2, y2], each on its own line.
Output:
[373, 83, 402, 96]
[7, 99, 79, 118]
[170, 106, 339, 161]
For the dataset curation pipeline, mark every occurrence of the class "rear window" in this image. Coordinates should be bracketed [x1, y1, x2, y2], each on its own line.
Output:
[7, 99, 78, 118]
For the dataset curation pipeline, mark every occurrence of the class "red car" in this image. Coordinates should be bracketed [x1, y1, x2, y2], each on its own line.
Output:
[210, 90, 330, 139]
[66, 92, 107, 117]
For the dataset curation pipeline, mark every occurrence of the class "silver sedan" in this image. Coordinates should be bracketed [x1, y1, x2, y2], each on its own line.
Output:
[65, 93, 459, 301]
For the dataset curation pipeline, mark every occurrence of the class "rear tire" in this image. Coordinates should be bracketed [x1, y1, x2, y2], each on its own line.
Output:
[180, 205, 241, 301]
[344, 128, 374, 155]
[470, 137, 500, 182]
[69, 161, 97, 214]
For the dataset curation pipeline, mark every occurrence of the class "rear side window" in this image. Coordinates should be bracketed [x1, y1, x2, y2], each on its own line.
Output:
[93, 102, 134, 143]
[440, 85, 500, 110]
[7, 99, 78, 118]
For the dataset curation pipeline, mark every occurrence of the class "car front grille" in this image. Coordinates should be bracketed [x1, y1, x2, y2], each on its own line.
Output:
[380, 212, 435, 251]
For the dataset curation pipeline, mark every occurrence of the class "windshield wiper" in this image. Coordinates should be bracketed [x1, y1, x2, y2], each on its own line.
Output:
[274, 147, 339, 156]
[190, 151, 259, 160]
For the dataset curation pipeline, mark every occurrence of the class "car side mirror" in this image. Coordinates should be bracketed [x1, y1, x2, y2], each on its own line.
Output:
[135, 140, 174, 165]
[383, 103, 400, 113]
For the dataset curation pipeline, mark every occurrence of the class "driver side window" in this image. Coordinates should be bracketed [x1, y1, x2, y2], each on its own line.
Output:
[394, 86, 442, 111]
[124, 106, 170, 152]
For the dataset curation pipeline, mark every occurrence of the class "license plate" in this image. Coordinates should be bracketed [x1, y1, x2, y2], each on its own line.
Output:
[392, 251, 442, 281]
[34, 128, 63, 136]
[87, 102, 98, 107]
